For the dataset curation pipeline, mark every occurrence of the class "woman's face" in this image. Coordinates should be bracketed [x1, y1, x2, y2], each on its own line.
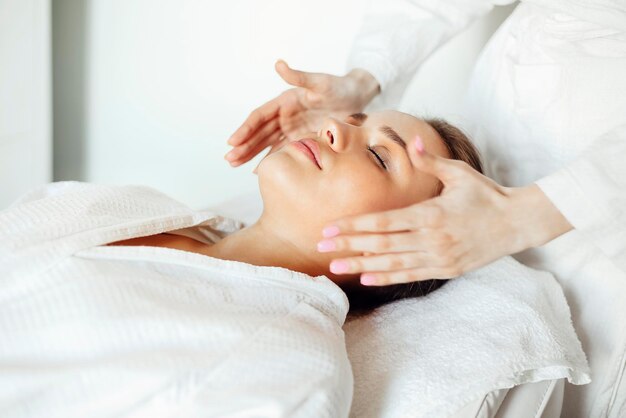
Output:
[257, 110, 450, 240]
[254, 110, 451, 288]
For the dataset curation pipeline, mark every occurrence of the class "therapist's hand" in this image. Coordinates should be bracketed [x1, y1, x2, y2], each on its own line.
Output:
[317, 137, 574, 286]
[225, 60, 379, 167]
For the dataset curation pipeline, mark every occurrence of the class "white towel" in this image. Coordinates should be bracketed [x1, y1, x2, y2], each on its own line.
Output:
[344, 255, 591, 418]
[2, 182, 592, 417]
[185, 190, 594, 417]
[0, 182, 353, 418]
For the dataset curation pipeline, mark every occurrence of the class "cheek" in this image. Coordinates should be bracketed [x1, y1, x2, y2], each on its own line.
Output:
[257, 152, 419, 225]
[318, 168, 410, 219]
[329, 164, 439, 217]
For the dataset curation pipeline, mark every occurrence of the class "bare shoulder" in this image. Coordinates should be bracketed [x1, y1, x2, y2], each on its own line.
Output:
[107, 233, 210, 254]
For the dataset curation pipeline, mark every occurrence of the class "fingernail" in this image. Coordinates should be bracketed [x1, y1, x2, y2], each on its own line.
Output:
[225, 152, 236, 161]
[360, 274, 377, 286]
[329, 260, 349, 274]
[414, 135, 424, 154]
[317, 239, 336, 252]
[322, 225, 340, 238]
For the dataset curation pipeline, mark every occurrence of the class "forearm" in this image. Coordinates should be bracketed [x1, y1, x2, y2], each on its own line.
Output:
[344, 68, 381, 110]
[346, 0, 514, 107]
[505, 184, 573, 253]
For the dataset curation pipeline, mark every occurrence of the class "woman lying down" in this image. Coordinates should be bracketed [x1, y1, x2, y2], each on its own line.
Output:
[0, 110, 482, 417]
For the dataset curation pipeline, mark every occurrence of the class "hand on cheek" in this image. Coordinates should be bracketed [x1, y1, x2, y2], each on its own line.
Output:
[317, 135, 540, 287]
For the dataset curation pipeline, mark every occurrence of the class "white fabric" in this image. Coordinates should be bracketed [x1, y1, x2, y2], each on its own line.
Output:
[465, 5, 626, 418]
[0, 182, 353, 418]
[451, 379, 565, 418]
[1, 183, 592, 418]
[347, 1, 626, 417]
[347, 0, 626, 108]
[494, 379, 565, 418]
[344, 255, 590, 418]
[347, 0, 517, 109]
[207, 193, 583, 418]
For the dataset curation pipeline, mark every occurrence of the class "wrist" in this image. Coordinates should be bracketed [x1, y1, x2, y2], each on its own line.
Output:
[345, 68, 380, 109]
[506, 184, 574, 251]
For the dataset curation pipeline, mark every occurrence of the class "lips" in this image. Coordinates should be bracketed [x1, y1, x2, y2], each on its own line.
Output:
[292, 138, 322, 169]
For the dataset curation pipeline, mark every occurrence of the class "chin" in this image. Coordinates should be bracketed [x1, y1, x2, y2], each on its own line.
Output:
[256, 152, 336, 228]
[257, 151, 312, 214]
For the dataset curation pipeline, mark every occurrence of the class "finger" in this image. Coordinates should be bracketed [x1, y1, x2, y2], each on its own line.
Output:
[252, 132, 288, 174]
[234, 128, 282, 168]
[275, 59, 327, 91]
[226, 117, 280, 164]
[317, 231, 429, 254]
[329, 251, 437, 275]
[228, 98, 280, 146]
[323, 204, 445, 237]
[409, 134, 470, 185]
[265, 135, 289, 157]
[230, 127, 282, 167]
[227, 116, 278, 160]
[360, 266, 462, 286]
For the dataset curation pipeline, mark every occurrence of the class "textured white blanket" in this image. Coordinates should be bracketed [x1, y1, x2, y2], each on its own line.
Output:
[0, 182, 353, 418]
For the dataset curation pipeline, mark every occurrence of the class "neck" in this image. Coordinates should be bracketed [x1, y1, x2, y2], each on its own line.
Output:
[204, 214, 329, 278]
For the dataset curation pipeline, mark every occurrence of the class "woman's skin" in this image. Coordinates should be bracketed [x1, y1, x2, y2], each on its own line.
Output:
[109, 110, 450, 293]
[226, 62, 574, 287]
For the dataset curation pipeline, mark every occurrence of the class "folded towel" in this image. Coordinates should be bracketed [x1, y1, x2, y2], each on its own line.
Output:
[344, 255, 591, 418]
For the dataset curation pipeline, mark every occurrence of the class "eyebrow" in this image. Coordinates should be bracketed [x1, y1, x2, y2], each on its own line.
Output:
[348, 112, 368, 122]
[379, 125, 407, 150]
[347, 112, 410, 160]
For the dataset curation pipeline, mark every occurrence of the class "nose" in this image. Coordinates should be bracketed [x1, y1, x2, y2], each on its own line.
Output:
[320, 117, 352, 152]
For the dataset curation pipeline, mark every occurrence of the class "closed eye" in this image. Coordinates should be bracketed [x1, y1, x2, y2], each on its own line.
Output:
[368, 146, 388, 170]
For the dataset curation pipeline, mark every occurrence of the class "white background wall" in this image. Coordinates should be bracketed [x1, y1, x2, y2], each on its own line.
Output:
[0, 0, 51, 209]
[51, 0, 517, 210]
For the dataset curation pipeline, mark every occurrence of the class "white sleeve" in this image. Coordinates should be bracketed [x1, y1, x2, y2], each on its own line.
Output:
[535, 124, 626, 272]
[347, 0, 517, 108]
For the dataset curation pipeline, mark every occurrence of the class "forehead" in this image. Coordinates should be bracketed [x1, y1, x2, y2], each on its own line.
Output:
[364, 110, 449, 158]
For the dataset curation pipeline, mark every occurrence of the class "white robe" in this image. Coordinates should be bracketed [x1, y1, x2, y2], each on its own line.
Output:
[347, 1, 626, 417]
[0, 181, 353, 418]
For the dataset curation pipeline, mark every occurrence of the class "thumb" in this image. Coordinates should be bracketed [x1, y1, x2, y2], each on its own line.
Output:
[408, 135, 459, 185]
[275, 59, 323, 90]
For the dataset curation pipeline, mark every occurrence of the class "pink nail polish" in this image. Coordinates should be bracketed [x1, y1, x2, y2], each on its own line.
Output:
[330, 260, 349, 274]
[317, 239, 336, 252]
[360, 274, 377, 285]
[414, 135, 424, 154]
[322, 225, 340, 238]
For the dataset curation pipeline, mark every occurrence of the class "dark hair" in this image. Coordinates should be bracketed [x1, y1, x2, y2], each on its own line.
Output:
[346, 117, 484, 313]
